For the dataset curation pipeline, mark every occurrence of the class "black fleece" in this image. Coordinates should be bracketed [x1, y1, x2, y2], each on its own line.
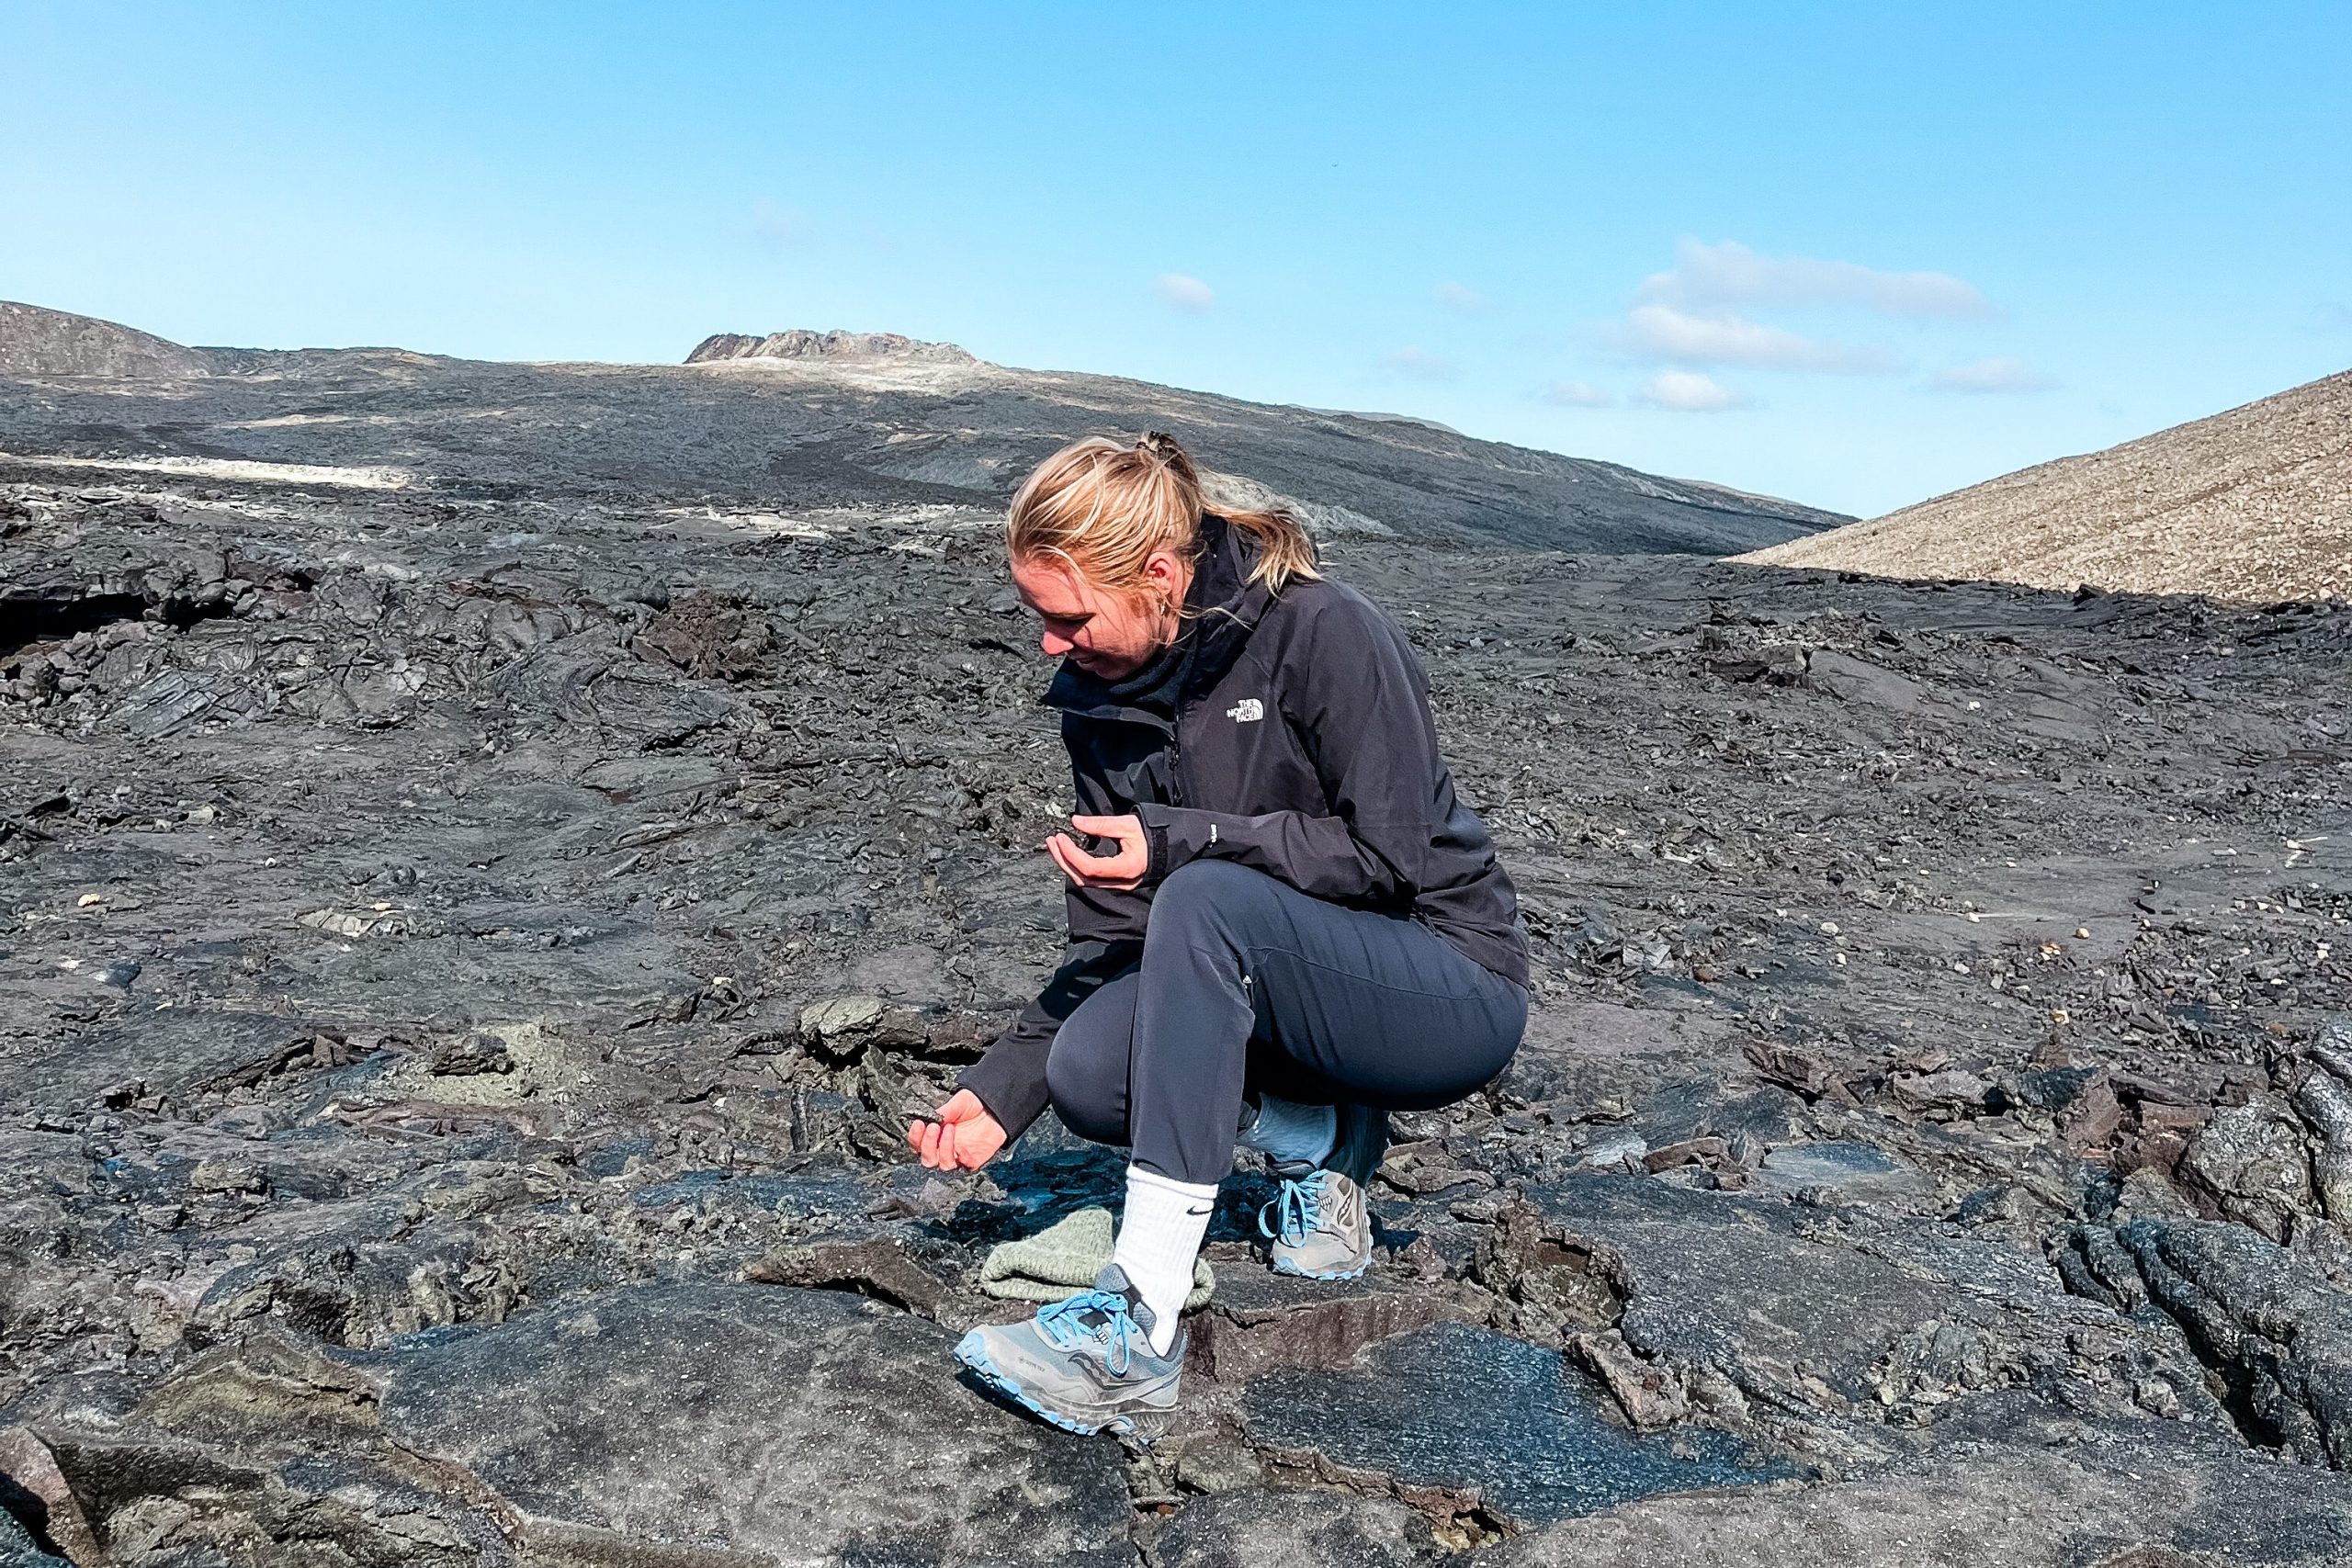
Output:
[958, 516, 1529, 1140]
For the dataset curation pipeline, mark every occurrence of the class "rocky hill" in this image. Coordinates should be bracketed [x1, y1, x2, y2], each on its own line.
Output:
[1740, 368, 2352, 602]
[687, 328, 980, 367]
[0, 302, 1848, 554]
[0, 300, 212, 379]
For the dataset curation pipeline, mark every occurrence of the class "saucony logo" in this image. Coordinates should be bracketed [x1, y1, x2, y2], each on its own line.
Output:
[1227, 697, 1263, 723]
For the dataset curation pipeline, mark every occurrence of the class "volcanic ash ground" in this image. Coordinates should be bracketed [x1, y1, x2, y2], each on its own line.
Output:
[1, 338, 2350, 1566]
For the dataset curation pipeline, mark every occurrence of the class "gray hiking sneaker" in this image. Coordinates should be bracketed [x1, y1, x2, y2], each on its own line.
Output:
[1261, 1102, 1386, 1280]
[1261, 1164, 1374, 1280]
[954, 1264, 1186, 1436]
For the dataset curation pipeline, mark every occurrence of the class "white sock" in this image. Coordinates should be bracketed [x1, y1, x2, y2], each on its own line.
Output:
[1110, 1164, 1217, 1355]
[1240, 1094, 1337, 1168]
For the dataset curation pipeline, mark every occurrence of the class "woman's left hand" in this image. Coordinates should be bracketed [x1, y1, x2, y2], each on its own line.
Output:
[1046, 813, 1149, 890]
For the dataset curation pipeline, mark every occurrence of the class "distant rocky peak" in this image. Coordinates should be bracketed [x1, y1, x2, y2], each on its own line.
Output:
[0, 299, 212, 379]
[685, 329, 978, 367]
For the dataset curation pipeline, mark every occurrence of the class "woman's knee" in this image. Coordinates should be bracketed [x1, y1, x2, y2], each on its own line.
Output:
[1149, 858, 1283, 938]
[1046, 1027, 1130, 1146]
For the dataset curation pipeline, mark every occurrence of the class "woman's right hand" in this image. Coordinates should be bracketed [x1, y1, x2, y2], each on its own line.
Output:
[908, 1089, 1008, 1171]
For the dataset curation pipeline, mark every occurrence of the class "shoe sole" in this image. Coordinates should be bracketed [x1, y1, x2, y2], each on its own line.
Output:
[1271, 1255, 1372, 1281]
[954, 1331, 1173, 1438]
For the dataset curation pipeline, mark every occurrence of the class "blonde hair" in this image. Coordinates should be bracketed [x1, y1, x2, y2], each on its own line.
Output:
[1005, 432, 1319, 602]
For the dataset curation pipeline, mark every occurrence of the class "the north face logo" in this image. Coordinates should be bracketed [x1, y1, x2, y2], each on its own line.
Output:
[1226, 698, 1264, 723]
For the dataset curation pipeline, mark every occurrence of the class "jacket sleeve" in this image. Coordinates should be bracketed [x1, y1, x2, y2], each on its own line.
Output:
[1132, 597, 1438, 905]
[956, 937, 1138, 1141]
[956, 716, 1150, 1140]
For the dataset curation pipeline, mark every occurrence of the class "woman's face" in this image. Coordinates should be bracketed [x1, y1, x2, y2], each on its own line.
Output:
[1011, 550, 1190, 680]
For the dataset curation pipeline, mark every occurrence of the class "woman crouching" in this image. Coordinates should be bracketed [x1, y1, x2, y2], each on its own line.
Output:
[906, 432, 1529, 1433]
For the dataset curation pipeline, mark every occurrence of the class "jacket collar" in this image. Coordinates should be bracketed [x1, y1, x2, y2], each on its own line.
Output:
[1040, 513, 1271, 725]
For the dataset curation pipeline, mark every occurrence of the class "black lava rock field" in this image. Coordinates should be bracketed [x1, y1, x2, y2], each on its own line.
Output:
[1, 340, 2348, 1567]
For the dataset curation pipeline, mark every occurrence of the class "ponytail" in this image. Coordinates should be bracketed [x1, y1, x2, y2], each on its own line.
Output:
[1217, 504, 1320, 593]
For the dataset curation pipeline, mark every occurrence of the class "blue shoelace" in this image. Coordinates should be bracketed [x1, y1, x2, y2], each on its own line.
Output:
[1035, 1289, 1141, 1375]
[1259, 1170, 1330, 1247]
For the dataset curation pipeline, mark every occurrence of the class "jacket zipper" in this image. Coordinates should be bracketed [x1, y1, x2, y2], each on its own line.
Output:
[1169, 702, 1190, 806]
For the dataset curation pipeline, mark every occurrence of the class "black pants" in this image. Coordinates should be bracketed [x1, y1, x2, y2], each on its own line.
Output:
[1044, 860, 1527, 1186]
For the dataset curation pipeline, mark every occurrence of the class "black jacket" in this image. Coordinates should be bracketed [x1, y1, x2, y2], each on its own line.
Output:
[958, 517, 1529, 1139]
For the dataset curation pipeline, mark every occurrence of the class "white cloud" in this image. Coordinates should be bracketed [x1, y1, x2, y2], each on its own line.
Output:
[1155, 274, 1216, 313]
[1433, 280, 1490, 312]
[1617, 304, 1898, 374]
[1928, 355, 2059, 394]
[1541, 380, 1615, 408]
[1637, 238, 1991, 319]
[1634, 371, 1752, 412]
[1379, 346, 1456, 380]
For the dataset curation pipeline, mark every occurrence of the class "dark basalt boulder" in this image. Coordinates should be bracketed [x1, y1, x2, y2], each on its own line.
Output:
[1480, 1418, 2352, 1567]
[23, 1286, 1131, 1566]
[369, 1283, 1132, 1563]
[2116, 1217, 2352, 1469]
[1151, 1487, 1442, 1568]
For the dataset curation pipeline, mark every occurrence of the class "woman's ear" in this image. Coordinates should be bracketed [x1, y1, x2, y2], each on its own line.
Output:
[1141, 547, 1190, 599]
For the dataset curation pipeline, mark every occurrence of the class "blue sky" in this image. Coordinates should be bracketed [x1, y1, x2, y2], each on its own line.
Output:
[6, 1, 2347, 517]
